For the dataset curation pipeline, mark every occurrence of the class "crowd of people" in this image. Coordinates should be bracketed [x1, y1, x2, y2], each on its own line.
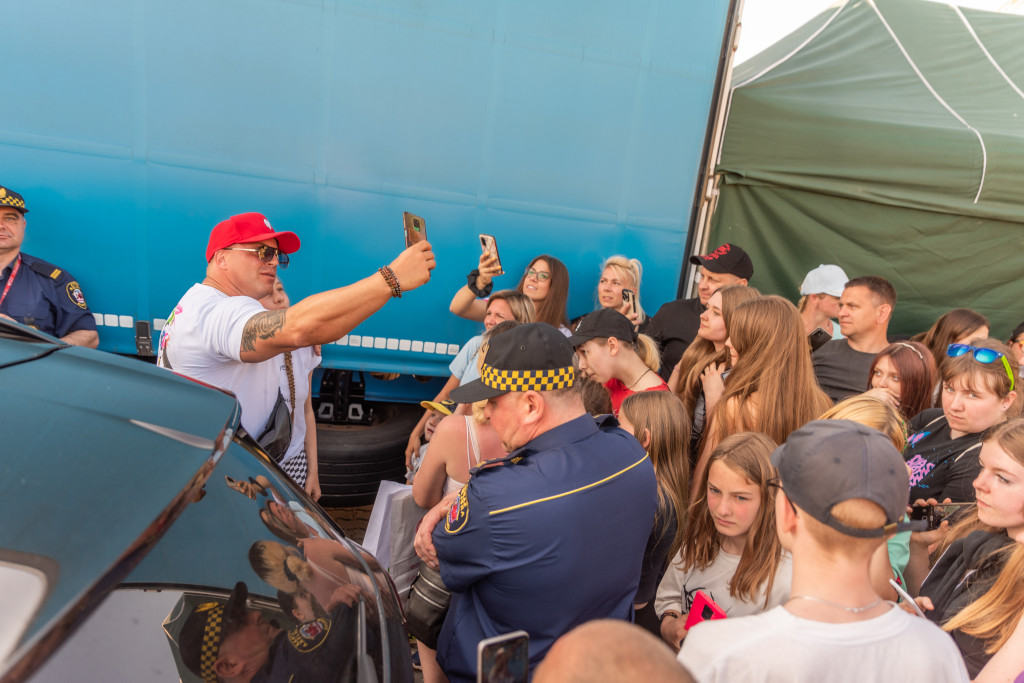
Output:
[6, 179, 1023, 681]
[405, 242, 1024, 683]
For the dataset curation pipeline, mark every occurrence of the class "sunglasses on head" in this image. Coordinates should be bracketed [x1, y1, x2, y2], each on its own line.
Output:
[946, 344, 1014, 391]
[223, 244, 289, 269]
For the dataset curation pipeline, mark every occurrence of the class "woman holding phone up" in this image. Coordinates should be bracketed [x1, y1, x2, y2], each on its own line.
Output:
[655, 432, 792, 650]
[450, 248, 571, 333]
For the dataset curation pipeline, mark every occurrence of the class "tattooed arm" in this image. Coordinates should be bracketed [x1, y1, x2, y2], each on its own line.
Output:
[237, 241, 436, 362]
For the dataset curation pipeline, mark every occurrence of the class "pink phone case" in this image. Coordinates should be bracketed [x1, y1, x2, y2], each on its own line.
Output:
[684, 590, 727, 631]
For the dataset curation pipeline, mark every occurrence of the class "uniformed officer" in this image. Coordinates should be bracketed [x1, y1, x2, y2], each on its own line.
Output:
[414, 322, 659, 683]
[178, 581, 382, 682]
[0, 185, 99, 347]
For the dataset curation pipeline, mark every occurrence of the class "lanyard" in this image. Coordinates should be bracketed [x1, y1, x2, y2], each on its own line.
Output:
[0, 255, 22, 309]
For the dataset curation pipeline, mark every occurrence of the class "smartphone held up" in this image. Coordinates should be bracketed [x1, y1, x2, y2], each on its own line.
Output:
[479, 233, 503, 275]
[404, 212, 427, 248]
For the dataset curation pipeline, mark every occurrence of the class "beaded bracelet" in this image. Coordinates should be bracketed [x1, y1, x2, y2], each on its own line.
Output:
[379, 266, 402, 298]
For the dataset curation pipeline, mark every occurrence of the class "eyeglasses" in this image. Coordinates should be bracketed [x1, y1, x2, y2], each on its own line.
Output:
[223, 245, 289, 269]
[525, 268, 550, 281]
[946, 344, 1014, 391]
[767, 478, 798, 517]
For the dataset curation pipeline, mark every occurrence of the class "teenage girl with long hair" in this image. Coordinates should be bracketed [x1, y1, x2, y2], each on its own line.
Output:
[906, 418, 1024, 679]
[655, 432, 792, 649]
[669, 284, 760, 460]
[864, 340, 936, 422]
[692, 296, 831, 499]
[913, 308, 990, 376]
[618, 391, 691, 634]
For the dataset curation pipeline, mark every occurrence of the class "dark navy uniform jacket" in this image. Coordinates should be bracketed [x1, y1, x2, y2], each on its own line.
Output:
[432, 413, 658, 683]
[0, 253, 97, 338]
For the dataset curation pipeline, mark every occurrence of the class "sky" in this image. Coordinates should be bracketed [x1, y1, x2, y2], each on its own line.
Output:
[734, 0, 1021, 64]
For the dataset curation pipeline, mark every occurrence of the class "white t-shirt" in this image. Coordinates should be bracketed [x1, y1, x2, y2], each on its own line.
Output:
[273, 346, 322, 466]
[157, 284, 278, 436]
[654, 548, 793, 619]
[678, 604, 969, 683]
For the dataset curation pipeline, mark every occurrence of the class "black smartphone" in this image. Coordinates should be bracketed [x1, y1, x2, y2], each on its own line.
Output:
[909, 502, 973, 530]
[403, 212, 427, 248]
[808, 327, 831, 352]
[621, 288, 637, 316]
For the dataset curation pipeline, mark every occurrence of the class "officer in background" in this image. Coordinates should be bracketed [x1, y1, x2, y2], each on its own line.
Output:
[0, 185, 99, 347]
[414, 322, 658, 683]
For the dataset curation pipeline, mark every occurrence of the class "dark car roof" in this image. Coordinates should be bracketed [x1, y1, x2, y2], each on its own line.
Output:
[0, 325, 241, 659]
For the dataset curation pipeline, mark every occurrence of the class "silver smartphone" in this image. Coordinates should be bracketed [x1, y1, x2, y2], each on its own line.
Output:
[477, 630, 529, 683]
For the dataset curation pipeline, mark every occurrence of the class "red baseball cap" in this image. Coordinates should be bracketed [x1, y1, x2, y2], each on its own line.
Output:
[206, 212, 301, 262]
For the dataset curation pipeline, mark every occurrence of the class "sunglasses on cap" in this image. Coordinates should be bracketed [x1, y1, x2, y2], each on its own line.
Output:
[223, 244, 289, 269]
[946, 344, 1014, 391]
[525, 267, 550, 281]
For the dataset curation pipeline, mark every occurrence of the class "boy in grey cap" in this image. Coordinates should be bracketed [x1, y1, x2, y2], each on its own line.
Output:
[678, 420, 968, 682]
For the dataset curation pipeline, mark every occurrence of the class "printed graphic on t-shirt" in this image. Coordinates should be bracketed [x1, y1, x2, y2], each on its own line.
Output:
[906, 453, 935, 488]
[907, 430, 931, 449]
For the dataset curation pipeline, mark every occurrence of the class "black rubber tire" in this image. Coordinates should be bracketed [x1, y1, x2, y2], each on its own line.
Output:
[316, 402, 421, 507]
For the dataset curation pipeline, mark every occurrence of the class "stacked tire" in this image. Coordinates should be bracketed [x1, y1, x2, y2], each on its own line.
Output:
[315, 402, 421, 507]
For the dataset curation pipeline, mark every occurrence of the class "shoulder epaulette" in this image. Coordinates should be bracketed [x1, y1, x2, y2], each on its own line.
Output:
[24, 256, 63, 280]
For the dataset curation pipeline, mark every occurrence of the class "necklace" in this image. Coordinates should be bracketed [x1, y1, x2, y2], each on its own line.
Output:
[788, 595, 882, 613]
[628, 367, 653, 390]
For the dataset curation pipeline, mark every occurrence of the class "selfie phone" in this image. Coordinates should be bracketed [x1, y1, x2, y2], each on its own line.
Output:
[403, 212, 427, 248]
[477, 630, 529, 683]
[888, 578, 926, 617]
[479, 234, 503, 275]
[683, 590, 727, 631]
[808, 327, 832, 352]
[909, 502, 973, 531]
[621, 288, 637, 316]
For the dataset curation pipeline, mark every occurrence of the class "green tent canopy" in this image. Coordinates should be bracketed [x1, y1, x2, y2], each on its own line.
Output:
[708, 0, 1024, 336]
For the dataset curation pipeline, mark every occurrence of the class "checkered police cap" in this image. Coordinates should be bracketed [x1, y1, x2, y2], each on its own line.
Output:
[0, 186, 28, 213]
[179, 582, 250, 682]
[450, 322, 576, 403]
[180, 602, 226, 682]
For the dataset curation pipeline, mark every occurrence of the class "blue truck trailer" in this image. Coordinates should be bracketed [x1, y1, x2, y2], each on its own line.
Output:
[5, 0, 739, 503]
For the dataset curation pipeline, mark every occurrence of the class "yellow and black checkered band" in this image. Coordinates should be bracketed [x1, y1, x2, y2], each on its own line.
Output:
[0, 189, 26, 211]
[481, 363, 575, 392]
[197, 602, 225, 683]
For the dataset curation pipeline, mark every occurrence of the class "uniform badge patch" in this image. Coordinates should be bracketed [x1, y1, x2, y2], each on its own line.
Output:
[66, 281, 87, 309]
[287, 617, 330, 652]
[444, 486, 469, 534]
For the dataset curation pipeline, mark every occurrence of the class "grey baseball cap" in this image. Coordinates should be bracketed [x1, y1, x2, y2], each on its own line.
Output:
[770, 419, 911, 538]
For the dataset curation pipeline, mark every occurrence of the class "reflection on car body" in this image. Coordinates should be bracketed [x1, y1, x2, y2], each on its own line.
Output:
[0, 320, 412, 683]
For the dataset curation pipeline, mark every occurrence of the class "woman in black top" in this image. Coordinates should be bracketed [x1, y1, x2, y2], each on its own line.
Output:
[912, 418, 1024, 679]
[904, 338, 1019, 503]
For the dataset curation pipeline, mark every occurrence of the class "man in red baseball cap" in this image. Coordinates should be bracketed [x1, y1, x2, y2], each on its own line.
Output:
[157, 212, 434, 445]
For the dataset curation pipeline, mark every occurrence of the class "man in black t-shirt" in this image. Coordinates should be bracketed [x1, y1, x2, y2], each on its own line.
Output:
[812, 275, 896, 403]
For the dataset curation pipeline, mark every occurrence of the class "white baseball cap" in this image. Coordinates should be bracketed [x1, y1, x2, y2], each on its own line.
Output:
[800, 264, 849, 297]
